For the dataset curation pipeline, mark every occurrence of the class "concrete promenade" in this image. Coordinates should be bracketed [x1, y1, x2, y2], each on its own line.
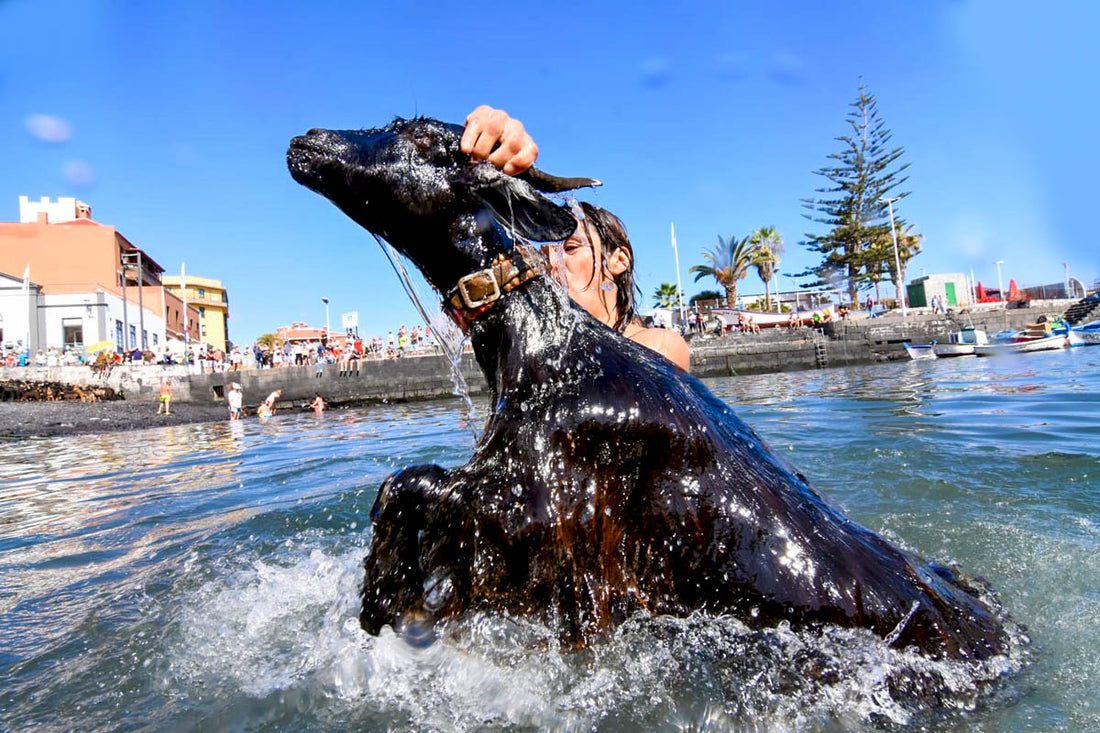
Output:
[0, 301, 1074, 407]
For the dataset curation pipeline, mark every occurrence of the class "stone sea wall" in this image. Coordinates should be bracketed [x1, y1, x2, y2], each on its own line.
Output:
[0, 303, 1074, 405]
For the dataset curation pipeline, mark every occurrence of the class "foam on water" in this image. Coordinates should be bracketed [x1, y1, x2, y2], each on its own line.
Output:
[153, 534, 1026, 731]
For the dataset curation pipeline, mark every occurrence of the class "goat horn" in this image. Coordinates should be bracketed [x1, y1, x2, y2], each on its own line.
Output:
[519, 167, 602, 193]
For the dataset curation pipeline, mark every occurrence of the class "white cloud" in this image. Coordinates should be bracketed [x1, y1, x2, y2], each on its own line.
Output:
[63, 160, 96, 187]
[26, 114, 73, 143]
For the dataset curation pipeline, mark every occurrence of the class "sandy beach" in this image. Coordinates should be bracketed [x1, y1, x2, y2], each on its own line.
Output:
[0, 399, 232, 439]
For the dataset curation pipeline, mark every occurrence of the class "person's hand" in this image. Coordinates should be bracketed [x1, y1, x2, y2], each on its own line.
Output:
[461, 105, 538, 176]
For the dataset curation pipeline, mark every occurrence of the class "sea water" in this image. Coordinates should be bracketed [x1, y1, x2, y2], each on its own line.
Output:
[1, 347, 1097, 731]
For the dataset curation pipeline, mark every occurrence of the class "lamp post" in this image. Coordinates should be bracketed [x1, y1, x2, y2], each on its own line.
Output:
[879, 196, 907, 318]
[995, 261, 1005, 305]
[321, 297, 330, 342]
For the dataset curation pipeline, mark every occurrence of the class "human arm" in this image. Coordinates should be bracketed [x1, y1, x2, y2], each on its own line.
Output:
[461, 105, 538, 176]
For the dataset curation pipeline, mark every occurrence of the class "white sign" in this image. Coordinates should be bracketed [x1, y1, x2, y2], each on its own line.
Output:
[341, 311, 359, 330]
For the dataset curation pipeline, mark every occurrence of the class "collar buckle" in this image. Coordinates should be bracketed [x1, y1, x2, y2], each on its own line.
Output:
[455, 267, 502, 309]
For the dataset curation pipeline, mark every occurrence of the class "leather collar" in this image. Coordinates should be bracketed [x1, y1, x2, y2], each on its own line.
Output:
[444, 243, 545, 332]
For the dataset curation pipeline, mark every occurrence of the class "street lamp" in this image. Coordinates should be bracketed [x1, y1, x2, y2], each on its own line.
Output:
[994, 261, 1005, 305]
[879, 196, 907, 318]
[321, 296, 330, 340]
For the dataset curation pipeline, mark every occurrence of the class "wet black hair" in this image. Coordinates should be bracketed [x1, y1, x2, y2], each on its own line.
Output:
[574, 201, 639, 333]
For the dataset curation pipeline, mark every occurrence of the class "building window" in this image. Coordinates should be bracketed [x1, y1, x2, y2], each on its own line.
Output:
[129, 324, 136, 350]
[153, 333, 159, 347]
[198, 288, 205, 298]
[142, 330, 148, 350]
[115, 320, 123, 350]
[63, 318, 84, 348]
[199, 306, 205, 316]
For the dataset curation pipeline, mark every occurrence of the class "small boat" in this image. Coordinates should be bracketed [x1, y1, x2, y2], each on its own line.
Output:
[933, 327, 988, 357]
[903, 343, 937, 360]
[973, 332, 1068, 356]
[1067, 320, 1100, 347]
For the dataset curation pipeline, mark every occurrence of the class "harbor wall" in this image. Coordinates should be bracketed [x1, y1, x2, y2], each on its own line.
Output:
[0, 353, 490, 409]
[0, 302, 1075, 404]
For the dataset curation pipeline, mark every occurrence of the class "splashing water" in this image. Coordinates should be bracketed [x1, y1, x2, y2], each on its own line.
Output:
[160, 542, 1027, 731]
[373, 234, 478, 439]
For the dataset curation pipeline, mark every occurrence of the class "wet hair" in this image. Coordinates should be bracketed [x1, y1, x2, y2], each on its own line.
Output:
[574, 201, 639, 333]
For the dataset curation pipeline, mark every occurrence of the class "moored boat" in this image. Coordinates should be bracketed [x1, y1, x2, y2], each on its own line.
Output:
[903, 343, 937, 360]
[933, 327, 987, 357]
[973, 332, 1068, 356]
[1067, 320, 1100, 347]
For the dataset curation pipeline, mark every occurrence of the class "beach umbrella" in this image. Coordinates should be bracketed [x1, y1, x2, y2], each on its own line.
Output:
[85, 340, 117, 353]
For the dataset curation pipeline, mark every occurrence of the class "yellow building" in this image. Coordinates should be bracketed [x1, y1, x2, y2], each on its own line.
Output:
[161, 274, 230, 351]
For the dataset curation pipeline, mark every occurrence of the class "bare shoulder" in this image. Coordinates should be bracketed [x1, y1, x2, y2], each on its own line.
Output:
[628, 326, 691, 371]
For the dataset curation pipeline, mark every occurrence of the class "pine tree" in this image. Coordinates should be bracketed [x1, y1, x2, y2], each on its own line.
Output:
[800, 81, 910, 307]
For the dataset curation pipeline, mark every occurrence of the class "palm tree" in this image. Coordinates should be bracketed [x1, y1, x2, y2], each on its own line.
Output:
[869, 223, 923, 306]
[653, 282, 681, 309]
[256, 333, 281, 351]
[749, 226, 784, 311]
[891, 224, 923, 302]
[689, 234, 755, 308]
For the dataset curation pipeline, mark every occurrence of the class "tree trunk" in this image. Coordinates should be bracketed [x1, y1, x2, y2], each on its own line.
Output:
[725, 284, 738, 309]
[847, 262, 859, 308]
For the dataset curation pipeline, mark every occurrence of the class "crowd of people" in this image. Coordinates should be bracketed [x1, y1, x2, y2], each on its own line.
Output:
[249, 325, 444, 373]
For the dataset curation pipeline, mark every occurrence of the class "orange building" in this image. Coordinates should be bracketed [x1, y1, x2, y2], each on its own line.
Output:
[276, 322, 348, 348]
[0, 196, 199, 353]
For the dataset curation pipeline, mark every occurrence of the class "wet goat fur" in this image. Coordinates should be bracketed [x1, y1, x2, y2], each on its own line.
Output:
[287, 117, 1007, 660]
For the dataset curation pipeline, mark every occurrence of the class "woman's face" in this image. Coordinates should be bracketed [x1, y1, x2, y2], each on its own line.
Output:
[545, 220, 616, 325]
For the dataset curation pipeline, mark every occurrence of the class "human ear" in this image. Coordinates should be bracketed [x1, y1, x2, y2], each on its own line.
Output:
[607, 247, 631, 276]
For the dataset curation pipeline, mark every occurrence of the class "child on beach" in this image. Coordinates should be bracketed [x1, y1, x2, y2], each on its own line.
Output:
[227, 383, 243, 420]
[310, 393, 326, 415]
[157, 381, 172, 415]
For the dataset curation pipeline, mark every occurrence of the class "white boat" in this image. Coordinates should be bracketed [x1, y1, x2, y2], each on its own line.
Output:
[903, 343, 937, 360]
[933, 327, 988, 357]
[1067, 320, 1100, 347]
[973, 333, 1068, 356]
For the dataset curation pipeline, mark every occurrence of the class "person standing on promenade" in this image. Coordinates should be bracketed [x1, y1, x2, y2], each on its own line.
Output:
[227, 382, 243, 420]
[157, 380, 172, 415]
[460, 105, 689, 370]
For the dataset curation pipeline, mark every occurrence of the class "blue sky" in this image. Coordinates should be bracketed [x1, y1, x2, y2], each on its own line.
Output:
[2, 0, 1096, 344]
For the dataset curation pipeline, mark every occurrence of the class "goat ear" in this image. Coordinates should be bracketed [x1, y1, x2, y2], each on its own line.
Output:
[459, 164, 577, 242]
